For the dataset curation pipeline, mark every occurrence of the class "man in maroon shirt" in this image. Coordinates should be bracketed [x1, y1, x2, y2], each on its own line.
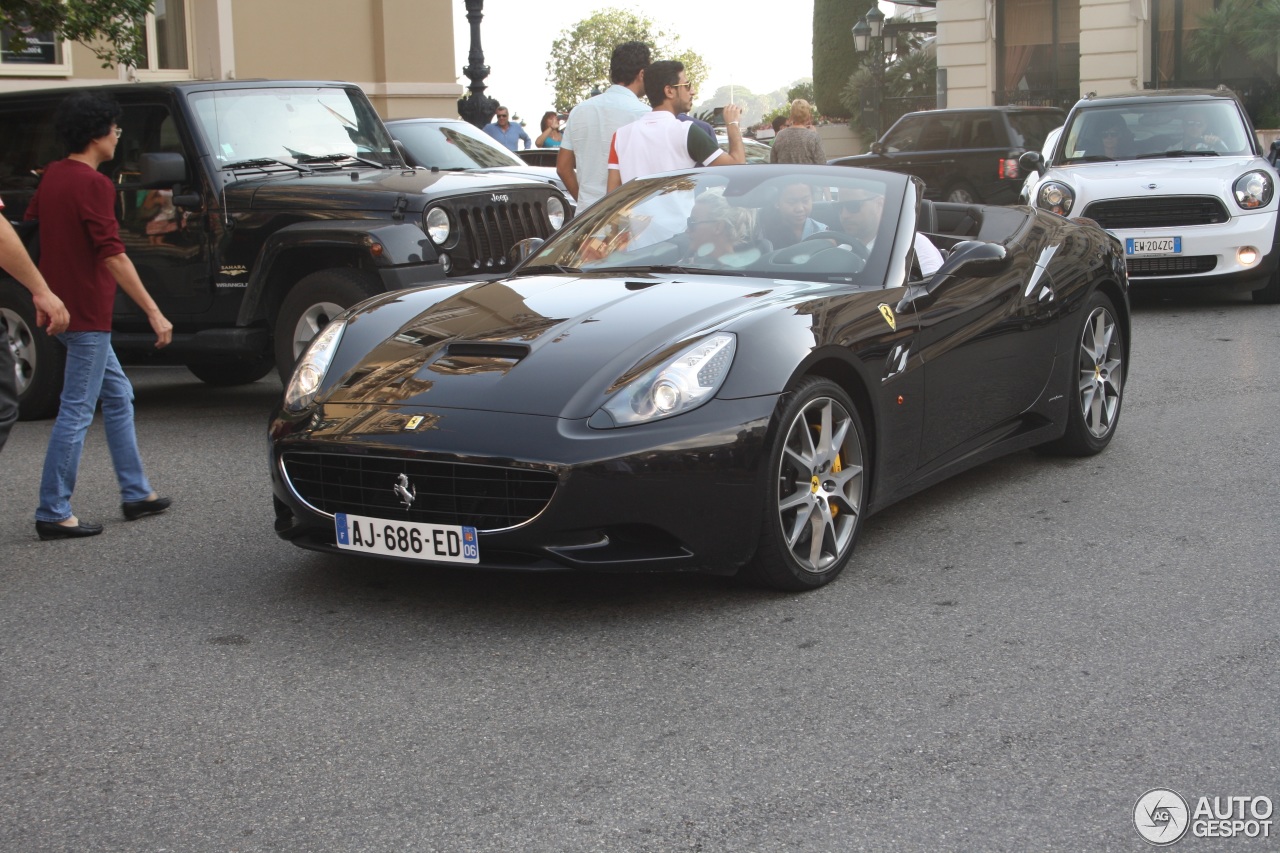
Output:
[27, 92, 174, 539]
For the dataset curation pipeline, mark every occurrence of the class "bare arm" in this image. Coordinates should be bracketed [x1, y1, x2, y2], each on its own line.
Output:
[556, 147, 579, 201]
[606, 168, 622, 194]
[103, 252, 172, 348]
[717, 104, 746, 165]
[0, 216, 68, 334]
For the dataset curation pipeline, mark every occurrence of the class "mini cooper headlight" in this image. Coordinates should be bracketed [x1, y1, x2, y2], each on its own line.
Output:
[283, 318, 346, 412]
[593, 334, 736, 427]
[1037, 181, 1075, 216]
[547, 196, 566, 230]
[1233, 170, 1274, 210]
[425, 206, 451, 244]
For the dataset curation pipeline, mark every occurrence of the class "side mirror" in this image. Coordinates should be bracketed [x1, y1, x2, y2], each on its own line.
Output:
[1018, 150, 1043, 174]
[1269, 139, 1280, 166]
[869, 141, 886, 156]
[926, 240, 1009, 293]
[509, 237, 545, 266]
[139, 152, 186, 188]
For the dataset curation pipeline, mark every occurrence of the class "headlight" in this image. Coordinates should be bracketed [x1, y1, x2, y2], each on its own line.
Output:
[1037, 181, 1075, 216]
[547, 196, 565, 230]
[282, 318, 346, 412]
[1233, 170, 1274, 210]
[593, 334, 736, 427]
[425, 207, 451, 244]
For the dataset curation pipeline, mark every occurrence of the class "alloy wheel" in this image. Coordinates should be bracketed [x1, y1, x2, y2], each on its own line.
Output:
[1078, 305, 1123, 438]
[0, 307, 36, 395]
[775, 396, 864, 574]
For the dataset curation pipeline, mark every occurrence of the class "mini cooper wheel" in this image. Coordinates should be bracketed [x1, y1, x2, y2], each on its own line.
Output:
[742, 377, 869, 591]
[1042, 291, 1125, 456]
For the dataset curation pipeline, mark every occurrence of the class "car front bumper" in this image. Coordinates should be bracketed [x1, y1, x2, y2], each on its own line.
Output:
[269, 395, 781, 575]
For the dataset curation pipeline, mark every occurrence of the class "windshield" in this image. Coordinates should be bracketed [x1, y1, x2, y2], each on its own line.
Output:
[389, 120, 524, 169]
[188, 86, 401, 168]
[1055, 99, 1255, 163]
[521, 167, 905, 285]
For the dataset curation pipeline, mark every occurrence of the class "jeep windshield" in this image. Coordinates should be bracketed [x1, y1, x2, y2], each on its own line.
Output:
[1054, 100, 1254, 164]
[189, 86, 402, 171]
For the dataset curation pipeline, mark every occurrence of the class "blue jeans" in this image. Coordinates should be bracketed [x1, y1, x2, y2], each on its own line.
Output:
[36, 331, 152, 522]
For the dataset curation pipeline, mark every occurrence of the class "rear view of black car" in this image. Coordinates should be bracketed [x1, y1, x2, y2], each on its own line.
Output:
[831, 106, 1065, 205]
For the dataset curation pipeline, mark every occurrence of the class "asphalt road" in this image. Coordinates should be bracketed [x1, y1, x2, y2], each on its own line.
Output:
[2, 291, 1277, 852]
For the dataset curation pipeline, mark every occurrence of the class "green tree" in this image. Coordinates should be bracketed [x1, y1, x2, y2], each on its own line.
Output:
[813, 0, 876, 119]
[546, 8, 709, 112]
[787, 79, 816, 105]
[840, 42, 936, 140]
[1, 0, 156, 68]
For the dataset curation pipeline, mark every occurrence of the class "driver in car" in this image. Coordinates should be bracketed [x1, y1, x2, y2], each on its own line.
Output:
[838, 189, 945, 277]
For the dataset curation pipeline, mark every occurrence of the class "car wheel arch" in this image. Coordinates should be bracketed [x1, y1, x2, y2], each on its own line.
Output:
[779, 351, 880, 484]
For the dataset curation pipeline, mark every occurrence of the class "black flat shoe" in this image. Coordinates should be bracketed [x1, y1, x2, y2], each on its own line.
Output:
[122, 495, 172, 521]
[36, 519, 104, 540]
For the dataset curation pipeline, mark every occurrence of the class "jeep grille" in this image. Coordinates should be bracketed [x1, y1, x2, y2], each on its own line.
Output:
[445, 196, 557, 276]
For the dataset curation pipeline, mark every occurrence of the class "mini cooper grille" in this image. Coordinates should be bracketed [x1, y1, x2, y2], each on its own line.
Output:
[1082, 197, 1229, 229]
[450, 200, 554, 276]
[1127, 255, 1218, 276]
[283, 451, 557, 531]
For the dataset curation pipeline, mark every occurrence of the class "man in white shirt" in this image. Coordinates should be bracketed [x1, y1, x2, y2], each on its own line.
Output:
[605, 60, 745, 192]
[556, 41, 651, 209]
[838, 191, 945, 276]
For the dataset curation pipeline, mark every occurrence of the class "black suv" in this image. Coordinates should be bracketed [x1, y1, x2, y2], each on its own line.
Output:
[0, 80, 569, 419]
[830, 106, 1065, 205]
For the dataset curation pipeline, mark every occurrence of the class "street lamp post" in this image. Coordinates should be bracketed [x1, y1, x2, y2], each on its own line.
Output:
[852, 5, 895, 140]
[457, 0, 498, 129]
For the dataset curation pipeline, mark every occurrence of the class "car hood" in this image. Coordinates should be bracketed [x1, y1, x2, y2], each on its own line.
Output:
[223, 168, 553, 211]
[1046, 156, 1272, 205]
[323, 273, 821, 418]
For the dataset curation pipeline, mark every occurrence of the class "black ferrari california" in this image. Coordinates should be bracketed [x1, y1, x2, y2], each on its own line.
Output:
[269, 165, 1129, 590]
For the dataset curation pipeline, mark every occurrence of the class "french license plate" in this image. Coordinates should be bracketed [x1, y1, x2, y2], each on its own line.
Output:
[334, 512, 479, 563]
[1126, 236, 1181, 256]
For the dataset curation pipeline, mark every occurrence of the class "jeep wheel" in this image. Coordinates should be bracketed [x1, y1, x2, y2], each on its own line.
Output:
[187, 355, 275, 387]
[273, 269, 378, 381]
[0, 280, 65, 421]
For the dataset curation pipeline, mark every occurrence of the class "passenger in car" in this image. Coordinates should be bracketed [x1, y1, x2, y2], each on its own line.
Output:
[683, 193, 761, 266]
[1176, 108, 1225, 153]
[761, 181, 828, 248]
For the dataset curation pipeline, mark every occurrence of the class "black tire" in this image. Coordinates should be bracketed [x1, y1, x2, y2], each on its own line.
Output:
[739, 377, 870, 591]
[0, 280, 65, 421]
[273, 269, 378, 382]
[1251, 267, 1280, 304]
[1039, 291, 1125, 456]
[945, 182, 980, 204]
[186, 355, 275, 386]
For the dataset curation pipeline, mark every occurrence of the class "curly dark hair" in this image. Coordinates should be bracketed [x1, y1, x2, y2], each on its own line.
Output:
[54, 92, 122, 154]
[610, 41, 651, 86]
[644, 60, 684, 107]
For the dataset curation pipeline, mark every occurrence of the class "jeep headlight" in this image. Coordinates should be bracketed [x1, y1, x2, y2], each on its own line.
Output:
[283, 318, 346, 412]
[547, 196, 565, 230]
[1233, 170, 1274, 210]
[1037, 181, 1075, 216]
[425, 206, 451, 244]
[591, 334, 736, 427]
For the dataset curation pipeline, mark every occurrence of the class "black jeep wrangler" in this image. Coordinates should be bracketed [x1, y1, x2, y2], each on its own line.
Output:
[0, 80, 569, 419]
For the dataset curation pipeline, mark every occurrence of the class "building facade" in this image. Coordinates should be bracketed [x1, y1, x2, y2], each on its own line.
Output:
[0, 0, 461, 119]
[936, 0, 1278, 116]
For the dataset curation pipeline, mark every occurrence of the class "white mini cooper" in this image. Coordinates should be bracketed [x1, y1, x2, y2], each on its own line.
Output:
[1022, 89, 1280, 303]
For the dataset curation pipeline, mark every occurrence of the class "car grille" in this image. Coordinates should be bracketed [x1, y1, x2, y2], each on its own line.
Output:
[441, 193, 558, 277]
[282, 451, 557, 531]
[1127, 255, 1218, 276]
[1082, 197, 1229, 229]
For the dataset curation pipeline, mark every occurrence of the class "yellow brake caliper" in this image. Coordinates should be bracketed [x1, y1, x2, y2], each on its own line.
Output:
[810, 423, 842, 517]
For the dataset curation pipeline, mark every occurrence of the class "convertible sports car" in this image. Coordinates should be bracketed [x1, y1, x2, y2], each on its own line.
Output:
[269, 165, 1129, 590]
